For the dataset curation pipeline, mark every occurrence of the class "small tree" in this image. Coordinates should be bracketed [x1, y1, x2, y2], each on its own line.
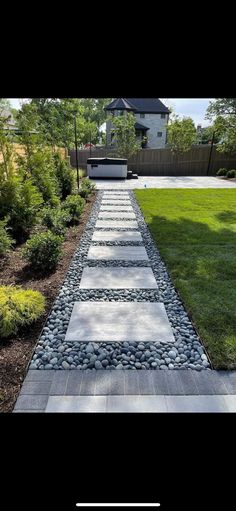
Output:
[110, 112, 143, 159]
[167, 116, 197, 153]
[206, 99, 236, 155]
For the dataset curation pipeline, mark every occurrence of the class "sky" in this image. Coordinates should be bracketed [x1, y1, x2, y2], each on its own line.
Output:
[8, 98, 213, 127]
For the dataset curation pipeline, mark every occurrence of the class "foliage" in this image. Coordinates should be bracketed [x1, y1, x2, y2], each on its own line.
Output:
[216, 168, 227, 176]
[9, 178, 43, 241]
[206, 99, 236, 155]
[79, 178, 96, 199]
[110, 112, 142, 159]
[61, 194, 85, 223]
[17, 147, 60, 205]
[23, 231, 63, 271]
[167, 116, 197, 153]
[0, 218, 14, 256]
[41, 207, 71, 236]
[0, 285, 45, 338]
[53, 151, 75, 199]
[197, 125, 221, 145]
[226, 169, 236, 179]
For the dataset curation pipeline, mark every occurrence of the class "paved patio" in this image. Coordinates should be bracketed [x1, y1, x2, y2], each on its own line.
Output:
[93, 176, 236, 189]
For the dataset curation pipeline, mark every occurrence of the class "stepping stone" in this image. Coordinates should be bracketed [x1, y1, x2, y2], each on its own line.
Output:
[95, 220, 138, 229]
[98, 212, 136, 219]
[100, 206, 133, 211]
[92, 231, 142, 242]
[80, 267, 157, 289]
[101, 201, 132, 206]
[103, 195, 130, 200]
[87, 246, 148, 260]
[65, 302, 175, 343]
[103, 191, 129, 195]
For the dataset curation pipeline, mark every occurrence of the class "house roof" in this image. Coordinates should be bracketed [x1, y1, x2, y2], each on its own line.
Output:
[104, 98, 134, 111]
[105, 98, 170, 114]
[135, 122, 149, 131]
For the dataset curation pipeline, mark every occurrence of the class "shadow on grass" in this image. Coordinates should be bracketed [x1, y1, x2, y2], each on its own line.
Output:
[147, 213, 236, 369]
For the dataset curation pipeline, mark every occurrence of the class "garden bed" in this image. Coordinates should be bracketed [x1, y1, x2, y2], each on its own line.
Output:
[0, 192, 97, 413]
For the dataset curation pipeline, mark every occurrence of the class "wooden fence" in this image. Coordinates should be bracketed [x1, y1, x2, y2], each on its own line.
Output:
[0, 144, 68, 168]
[69, 146, 236, 176]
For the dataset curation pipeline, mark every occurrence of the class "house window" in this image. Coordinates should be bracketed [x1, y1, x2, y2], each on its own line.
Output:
[157, 132, 162, 137]
[161, 113, 166, 119]
[140, 113, 145, 118]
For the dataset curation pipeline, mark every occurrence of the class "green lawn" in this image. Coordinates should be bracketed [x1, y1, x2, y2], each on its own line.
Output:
[135, 189, 236, 369]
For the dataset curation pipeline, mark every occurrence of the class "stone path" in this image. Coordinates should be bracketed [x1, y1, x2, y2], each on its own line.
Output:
[13, 188, 236, 412]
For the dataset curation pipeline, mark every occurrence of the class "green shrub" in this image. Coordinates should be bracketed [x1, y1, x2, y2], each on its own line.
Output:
[53, 152, 75, 200]
[0, 218, 14, 256]
[10, 178, 44, 241]
[17, 149, 60, 206]
[78, 178, 96, 199]
[216, 168, 227, 176]
[61, 194, 85, 224]
[23, 231, 63, 271]
[41, 207, 71, 237]
[226, 169, 236, 179]
[0, 285, 45, 338]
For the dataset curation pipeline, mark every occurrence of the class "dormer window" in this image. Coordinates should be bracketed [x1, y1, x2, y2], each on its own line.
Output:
[140, 113, 145, 118]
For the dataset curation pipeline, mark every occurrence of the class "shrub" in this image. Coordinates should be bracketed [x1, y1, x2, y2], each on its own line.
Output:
[216, 168, 227, 176]
[17, 149, 60, 206]
[41, 207, 71, 237]
[53, 152, 75, 200]
[0, 285, 45, 338]
[23, 231, 63, 271]
[226, 169, 236, 179]
[61, 194, 85, 224]
[10, 178, 44, 241]
[79, 178, 96, 199]
[0, 218, 14, 256]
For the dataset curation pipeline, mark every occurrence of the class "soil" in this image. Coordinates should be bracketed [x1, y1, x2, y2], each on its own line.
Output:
[0, 192, 97, 413]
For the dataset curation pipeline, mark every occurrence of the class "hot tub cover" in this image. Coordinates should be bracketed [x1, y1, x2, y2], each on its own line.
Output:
[87, 157, 127, 165]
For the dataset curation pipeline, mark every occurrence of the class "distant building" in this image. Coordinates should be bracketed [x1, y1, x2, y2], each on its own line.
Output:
[104, 98, 170, 149]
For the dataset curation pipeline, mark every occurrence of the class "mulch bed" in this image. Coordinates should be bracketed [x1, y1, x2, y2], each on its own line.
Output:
[0, 192, 97, 413]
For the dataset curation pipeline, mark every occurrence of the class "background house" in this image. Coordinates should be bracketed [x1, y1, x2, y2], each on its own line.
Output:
[104, 98, 170, 149]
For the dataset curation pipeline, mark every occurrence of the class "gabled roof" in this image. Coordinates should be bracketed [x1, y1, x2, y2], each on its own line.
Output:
[104, 98, 134, 111]
[135, 122, 149, 131]
[105, 98, 170, 114]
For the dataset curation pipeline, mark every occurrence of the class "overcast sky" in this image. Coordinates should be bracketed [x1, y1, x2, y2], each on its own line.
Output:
[8, 98, 213, 127]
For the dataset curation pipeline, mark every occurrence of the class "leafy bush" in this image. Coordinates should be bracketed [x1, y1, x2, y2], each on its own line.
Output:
[41, 207, 71, 237]
[0, 218, 14, 256]
[216, 168, 227, 176]
[10, 178, 44, 241]
[53, 152, 75, 200]
[0, 176, 43, 242]
[23, 231, 63, 271]
[61, 194, 85, 224]
[0, 285, 45, 338]
[79, 178, 96, 199]
[17, 149, 60, 206]
[226, 169, 236, 179]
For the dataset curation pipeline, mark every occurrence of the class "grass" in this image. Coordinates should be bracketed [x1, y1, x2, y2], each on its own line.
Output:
[135, 189, 236, 369]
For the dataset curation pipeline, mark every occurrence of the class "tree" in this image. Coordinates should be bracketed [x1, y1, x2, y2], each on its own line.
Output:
[109, 112, 143, 159]
[167, 116, 197, 153]
[197, 125, 221, 145]
[206, 99, 236, 154]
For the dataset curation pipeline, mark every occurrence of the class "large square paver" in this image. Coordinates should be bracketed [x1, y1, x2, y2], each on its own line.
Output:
[92, 231, 142, 242]
[80, 267, 157, 289]
[100, 205, 133, 211]
[95, 220, 138, 229]
[87, 246, 148, 260]
[65, 302, 175, 343]
[98, 211, 136, 219]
